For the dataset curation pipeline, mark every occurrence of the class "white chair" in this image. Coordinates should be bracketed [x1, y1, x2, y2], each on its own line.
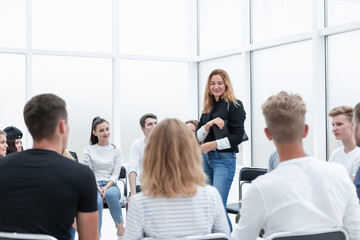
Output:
[143, 233, 230, 240]
[264, 227, 348, 240]
[0, 232, 57, 240]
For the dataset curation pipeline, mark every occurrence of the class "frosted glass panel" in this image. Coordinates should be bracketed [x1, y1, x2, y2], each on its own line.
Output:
[119, 60, 188, 161]
[32, 0, 112, 52]
[119, 0, 188, 57]
[0, 53, 26, 147]
[252, 0, 312, 42]
[32, 56, 113, 162]
[327, 0, 360, 27]
[252, 41, 313, 167]
[327, 30, 360, 157]
[199, 0, 242, 55]
[198, 55, 246, 164]
[0, 0, 26, 48]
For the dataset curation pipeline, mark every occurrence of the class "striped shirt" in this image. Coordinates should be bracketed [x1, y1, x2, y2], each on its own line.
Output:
[124, 185, 230, 239]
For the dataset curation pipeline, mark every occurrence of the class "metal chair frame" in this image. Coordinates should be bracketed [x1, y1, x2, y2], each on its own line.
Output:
[265, 227, 349, 240]
[226, 167, 267, 214]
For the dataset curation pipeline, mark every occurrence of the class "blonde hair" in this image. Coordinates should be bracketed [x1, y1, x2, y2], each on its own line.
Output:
[141, 118, 206, 197]
[202, 69, 238, 113]
[262, 91, 306, 144]
[329, 105, 353, 122]
[62, 149, 75, 161]
[0, 130, 6, 137]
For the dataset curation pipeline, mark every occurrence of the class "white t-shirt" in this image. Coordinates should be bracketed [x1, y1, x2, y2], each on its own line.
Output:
[329, 146, 360, 178]
[232, 157, 360, 240]
[83, 143, 122, 183]
[128, 137, 146, 186]
[124, 185, 230, 240]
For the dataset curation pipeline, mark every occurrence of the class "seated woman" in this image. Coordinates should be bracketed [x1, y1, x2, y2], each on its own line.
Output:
[0, 130, 8, 157]
[3, 126, 23, 154]
[124, 118, 230, 239]
[83, 117, 124, 240]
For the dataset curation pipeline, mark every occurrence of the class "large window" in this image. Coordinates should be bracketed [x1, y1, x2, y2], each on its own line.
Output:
[327, 30, 360, 157]
[252, 41, 313, 167]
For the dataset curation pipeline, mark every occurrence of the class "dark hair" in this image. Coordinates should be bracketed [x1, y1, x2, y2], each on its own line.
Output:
[139, 113, 157, 128]
[355, 103, 360, 123]
[90, 116, 108, 145]
[6, 139, 17, 154]
[185, 120, 198, 128]
[23, 94, 67, 141]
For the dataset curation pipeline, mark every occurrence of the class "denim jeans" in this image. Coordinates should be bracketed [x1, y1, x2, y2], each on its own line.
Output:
[69, 227, 76, 240]
[97, 181, 123, 234]
[202, 150, 236, 231]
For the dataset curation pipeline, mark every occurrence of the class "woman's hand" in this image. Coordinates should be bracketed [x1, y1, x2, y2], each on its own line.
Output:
[205, 117, 224, 131]
[200, 141, 217, 154]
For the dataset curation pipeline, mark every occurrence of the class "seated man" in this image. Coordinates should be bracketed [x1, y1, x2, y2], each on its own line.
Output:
[353, 103, 360, 201]
[328, 106, 360, 181]
[127, 113, 157, 205]
[232, 91, 360, 240]
[0, 94, 98, 240]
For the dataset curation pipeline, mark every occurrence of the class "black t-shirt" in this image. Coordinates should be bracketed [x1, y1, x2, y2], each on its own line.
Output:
[0, 149, 98, 240]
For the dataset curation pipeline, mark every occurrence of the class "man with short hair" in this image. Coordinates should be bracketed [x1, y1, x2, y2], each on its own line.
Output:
[232, 91, 360, 240]
[0, 94, 98, 240]
[328, 106, 360, 181]
[126, 113, 157, 205]
[352, 103, 360, 200]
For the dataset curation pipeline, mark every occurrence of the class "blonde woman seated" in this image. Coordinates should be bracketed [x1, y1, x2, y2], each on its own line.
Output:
[124, 119, 230, 239]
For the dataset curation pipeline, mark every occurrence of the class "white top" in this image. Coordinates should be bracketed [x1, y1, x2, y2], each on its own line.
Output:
[124, 185, 230, 240]
[83, 144, 122, 183]
[329, 146, 360, 178]
[232, 157, 360, 240]
[128, 137, 146, 186]
[196, 126, 231, 150]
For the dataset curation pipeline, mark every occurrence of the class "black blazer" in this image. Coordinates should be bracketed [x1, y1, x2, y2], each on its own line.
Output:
[197, 98, 246, 153]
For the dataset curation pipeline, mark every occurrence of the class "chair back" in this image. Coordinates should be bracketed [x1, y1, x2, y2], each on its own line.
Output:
[0, 232, 57, 240]
[143, 232, 230, 240]
[265, 227, 348, 240]
[239, 167, 267, 199]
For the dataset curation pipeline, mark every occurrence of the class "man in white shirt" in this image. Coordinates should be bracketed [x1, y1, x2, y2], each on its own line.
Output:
[328, 106, 360, 181]
[232, 91, 360, 240]
[353, 103, 360, 201]
[126, 113, 157, 206]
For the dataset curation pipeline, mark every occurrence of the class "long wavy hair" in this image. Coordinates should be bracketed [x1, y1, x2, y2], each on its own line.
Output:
[141, 119, 206, 197]
[202, 69, 238, 114]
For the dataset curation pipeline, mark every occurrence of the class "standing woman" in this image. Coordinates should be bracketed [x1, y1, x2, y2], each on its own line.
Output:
[3, 126, 23, 154]
[197, 69, 246, 230]
[83, 117, 124, 240]
[0, 130, 8, 157]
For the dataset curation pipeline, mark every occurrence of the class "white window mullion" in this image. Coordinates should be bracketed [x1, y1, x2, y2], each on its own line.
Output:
[312, 0, 326, 161]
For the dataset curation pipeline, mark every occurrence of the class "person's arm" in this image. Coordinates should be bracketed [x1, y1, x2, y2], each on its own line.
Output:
[108, 147, 122, 185]
[77, 211, 99, 240]
[211, 188, 230, 234]
[343, 180, 360, 239]
[226, 100, 246, 149]
[82, 147, 93, 170]
[232, 183, 265, 240]
[129, 172, 137, 195]
[124, 196, 144, 240]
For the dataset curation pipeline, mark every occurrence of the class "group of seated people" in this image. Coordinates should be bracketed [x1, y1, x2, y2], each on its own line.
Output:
[0, 92, 360, 240]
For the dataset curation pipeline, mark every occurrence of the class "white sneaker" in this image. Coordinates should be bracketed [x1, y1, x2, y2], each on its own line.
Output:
[117, 235, 124, 240]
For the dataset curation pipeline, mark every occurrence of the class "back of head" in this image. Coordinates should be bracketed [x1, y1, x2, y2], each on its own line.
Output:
[139, 113, 157, 128]
[354, 103, 360, 124]
[329, 105, 353, 122]
[141, 118, 206, 198]
[262, 91, 306, 144]
[3, 126, 22, 140]
[23, 94, 67, 142]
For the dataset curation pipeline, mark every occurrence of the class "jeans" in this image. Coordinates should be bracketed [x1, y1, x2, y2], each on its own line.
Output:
[69, 227, 76, 240]
[97, 181, 123, 234]
[202, 150, 236, 231]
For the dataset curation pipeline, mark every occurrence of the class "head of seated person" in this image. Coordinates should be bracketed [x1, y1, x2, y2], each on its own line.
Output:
[141, 118, 206, 197]
[0, 130, 8, 157]
[3, 126, 23, 154]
